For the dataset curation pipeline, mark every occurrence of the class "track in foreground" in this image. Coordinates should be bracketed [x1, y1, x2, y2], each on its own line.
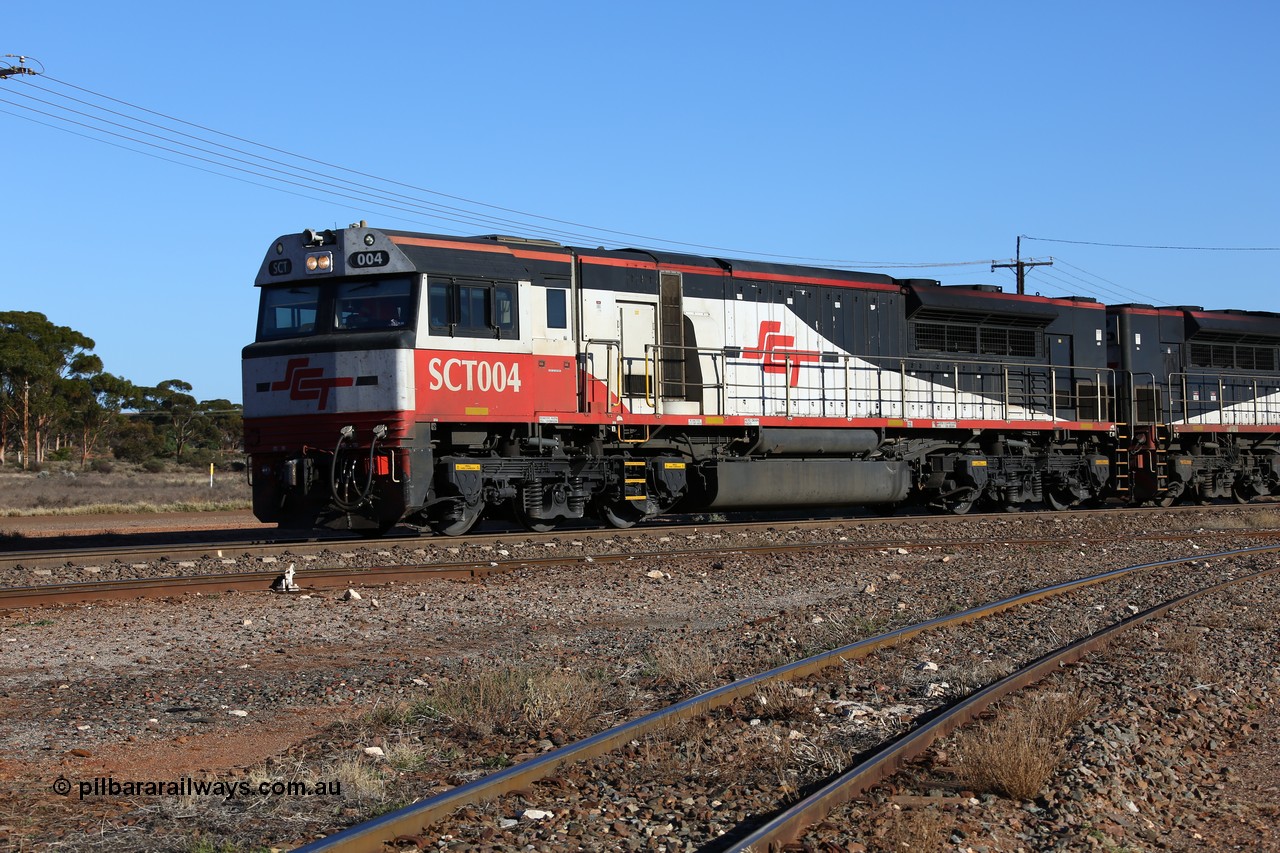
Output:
[293, 544, 1280, 852]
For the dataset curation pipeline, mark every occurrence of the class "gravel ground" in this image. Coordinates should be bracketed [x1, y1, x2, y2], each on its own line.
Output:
[4, 505, 1278, 587]
[811, 573, 1280, 852]
[0, 507, 1276, 851]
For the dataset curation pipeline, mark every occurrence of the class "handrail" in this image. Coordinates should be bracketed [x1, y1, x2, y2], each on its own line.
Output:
[643, 343, 655, 411]
[583, 339, 620, 413]
[580, 340, 1117, 425]
[1168, 369, 1280, 426]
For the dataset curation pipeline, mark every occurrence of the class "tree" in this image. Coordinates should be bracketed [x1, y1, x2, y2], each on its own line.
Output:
[199, 399, 244, 456]
[65, 372, 138, 468]
[0, 312, 97, 469]
[144, 379, 202, 461]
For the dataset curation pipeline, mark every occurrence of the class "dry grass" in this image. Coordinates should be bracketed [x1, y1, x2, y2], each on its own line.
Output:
[409, 664, 609, 738]
[1160, 627, 1214, 682]
[635, 717, 709, 780]
[645, 641, 724, 692]
[750, 681, 822, 723]
[323, 754, 388, 802]
[873, 804, 949, 852]
[951, 690, 1097, 801]
[635, 711, 851, 800]
[729, 724, 852, 798]
[0, 464, 250, 514]
[1194, 508, 1280, 530]
[948, 657, 1016, 693]
[798, 611, 890, 656]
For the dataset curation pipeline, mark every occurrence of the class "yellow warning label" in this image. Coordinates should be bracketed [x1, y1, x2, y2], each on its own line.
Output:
[455, 463, 481, 471]
[664, 462, 686, 469]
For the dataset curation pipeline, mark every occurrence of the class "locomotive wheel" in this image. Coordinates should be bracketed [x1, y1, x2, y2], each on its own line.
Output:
[602, 501, 646, 529]
[1233, 483, 1254, 505]
[943, 494, 976, 515]
[514, 503, 556, 533]
[1045, 488, 1075, 512]
[429, 501, 482, 536]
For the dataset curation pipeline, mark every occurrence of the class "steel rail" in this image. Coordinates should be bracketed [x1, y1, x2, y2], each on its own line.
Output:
[290, 543, 1280, 853]
[7, 531, 1278, 611]
[729, 559, 1280, 852]
[2, 501, 1267, 571]
[0, 564, 487, 610]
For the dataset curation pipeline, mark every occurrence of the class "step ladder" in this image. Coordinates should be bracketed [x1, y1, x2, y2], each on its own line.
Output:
[1114, 423, 1132, 495]
[623, 460, 648, 502]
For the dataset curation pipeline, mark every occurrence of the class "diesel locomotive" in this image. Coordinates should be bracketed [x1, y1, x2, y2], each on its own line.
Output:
[241, 225, 1280, 535]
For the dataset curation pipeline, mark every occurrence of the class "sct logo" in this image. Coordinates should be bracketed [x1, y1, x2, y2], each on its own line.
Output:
[269, 357, 354, 410]
[744, 321, 819, 386]
[427, 357, 524, 393]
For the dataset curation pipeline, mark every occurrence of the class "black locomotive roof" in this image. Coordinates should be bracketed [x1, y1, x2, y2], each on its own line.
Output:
[908, 279, 1107, 320]
[569, 244, 899, 289]
[1185, 308, 1280, 339]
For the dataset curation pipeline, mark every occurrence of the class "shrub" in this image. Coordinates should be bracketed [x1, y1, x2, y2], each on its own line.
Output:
[951, 690, 1097, 800]
[142, 458, 167, 474]
[417, 665, 607, 737]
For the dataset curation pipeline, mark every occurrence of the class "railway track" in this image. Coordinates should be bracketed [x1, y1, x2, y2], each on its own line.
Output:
[1, 501, 1270, 572]
[4, 523, 1279, 611]
[289, 544, 1280, 852]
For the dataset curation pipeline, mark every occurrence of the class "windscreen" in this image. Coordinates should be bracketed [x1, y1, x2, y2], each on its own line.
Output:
[258, 285, 320, 339]
[334, 279, 414, 331]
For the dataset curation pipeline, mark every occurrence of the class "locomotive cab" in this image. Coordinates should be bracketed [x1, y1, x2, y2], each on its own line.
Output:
[243, 228, 428, 534]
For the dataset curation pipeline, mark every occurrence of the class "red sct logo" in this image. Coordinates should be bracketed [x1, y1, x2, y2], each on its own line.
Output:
[744, 321, 819, 386]
[270, 357, 354, 409]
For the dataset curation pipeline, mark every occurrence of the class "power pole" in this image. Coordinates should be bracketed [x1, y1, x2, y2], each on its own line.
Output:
[992, 236, 1052, 295]
[1, 55, 39, 79]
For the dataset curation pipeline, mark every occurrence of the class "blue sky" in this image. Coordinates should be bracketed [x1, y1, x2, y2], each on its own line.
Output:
[4, 2, 1277, 404]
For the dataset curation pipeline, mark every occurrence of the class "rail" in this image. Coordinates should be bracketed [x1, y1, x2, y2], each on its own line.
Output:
[732, 554, 1280, 851]
[291, 543, 1279, 853]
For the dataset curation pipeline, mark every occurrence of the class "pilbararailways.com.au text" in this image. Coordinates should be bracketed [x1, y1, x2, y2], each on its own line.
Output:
[54, 776, 342, 800]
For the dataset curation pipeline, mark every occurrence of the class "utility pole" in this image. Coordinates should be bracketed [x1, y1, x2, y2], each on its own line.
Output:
[992, 236, 1053, 295]
[1, 55, 39, 79]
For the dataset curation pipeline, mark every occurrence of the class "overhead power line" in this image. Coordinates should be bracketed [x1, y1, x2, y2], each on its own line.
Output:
[1022, 234, 1280, 251]
[0, 66, 1000, 270]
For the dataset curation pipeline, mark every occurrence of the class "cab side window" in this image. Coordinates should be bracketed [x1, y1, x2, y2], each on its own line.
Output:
[546, 288, 568, 329]
[428, 277, 519, 338]
[428, 282, 452, 330]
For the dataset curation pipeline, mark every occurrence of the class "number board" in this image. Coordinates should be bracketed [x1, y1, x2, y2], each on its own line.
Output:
[349, 250, 389, 269]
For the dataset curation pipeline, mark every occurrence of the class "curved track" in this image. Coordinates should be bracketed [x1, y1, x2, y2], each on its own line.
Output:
[291, 544, 1280, 852]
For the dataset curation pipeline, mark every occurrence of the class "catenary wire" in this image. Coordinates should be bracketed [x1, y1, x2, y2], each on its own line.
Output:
[7, 72, 1000, 268]
[1050, 258, 1162, 304]
[1022, 234, 1280, 251]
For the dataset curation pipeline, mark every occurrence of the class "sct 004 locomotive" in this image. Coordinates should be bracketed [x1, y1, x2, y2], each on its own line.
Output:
[242, 225, 1280, 535]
